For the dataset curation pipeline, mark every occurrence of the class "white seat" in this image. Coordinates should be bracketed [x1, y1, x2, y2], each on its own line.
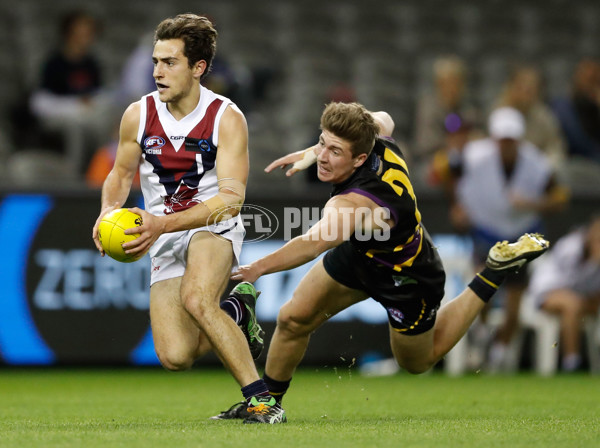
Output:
[518, 294, 600, 375]
[443, 290, 600, 376]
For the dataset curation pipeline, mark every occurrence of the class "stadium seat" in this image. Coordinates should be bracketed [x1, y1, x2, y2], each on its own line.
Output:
[5, 150, 80, 187]
[516, 294, 600, 376]
[443, 295, 600, 376]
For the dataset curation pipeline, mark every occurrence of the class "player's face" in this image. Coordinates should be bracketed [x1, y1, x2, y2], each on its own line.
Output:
[315, 130, 366, 184]
[152, 39, 204, 104]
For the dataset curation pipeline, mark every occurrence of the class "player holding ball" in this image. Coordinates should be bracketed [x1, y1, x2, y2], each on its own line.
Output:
[91, 14, 283, 424]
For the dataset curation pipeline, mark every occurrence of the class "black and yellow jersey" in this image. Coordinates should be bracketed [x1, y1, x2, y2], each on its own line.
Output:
[330, 137, 425, 273]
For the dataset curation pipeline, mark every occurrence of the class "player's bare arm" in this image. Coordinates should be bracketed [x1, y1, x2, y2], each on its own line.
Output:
[264, 145, 319, 177]
[264, 110, 393, 179]
[231, 195, 358, 283]
[92, 102, 142, 254]
[232, 193, 390, 283]
[123, 104, 249, 256]
[371, 111, 395, 137]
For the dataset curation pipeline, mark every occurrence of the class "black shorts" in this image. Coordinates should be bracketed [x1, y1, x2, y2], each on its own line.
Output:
[323, 231, 446, 335]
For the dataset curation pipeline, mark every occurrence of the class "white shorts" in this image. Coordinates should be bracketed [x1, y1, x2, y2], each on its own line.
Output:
[149, 215, 244, 286]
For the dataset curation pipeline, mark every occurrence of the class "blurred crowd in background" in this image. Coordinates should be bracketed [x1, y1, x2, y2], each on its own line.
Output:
[0, 0, 598, 193]
[0, 0, 598, 374]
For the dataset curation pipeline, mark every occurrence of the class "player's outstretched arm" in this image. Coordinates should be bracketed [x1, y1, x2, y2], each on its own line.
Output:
[264, 145, 318, 177]
[231, 195, 359, 283]
[92, 102, 142, 255]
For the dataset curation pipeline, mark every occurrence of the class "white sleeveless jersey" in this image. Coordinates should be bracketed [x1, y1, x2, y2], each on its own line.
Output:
[137, 85, 233, 216]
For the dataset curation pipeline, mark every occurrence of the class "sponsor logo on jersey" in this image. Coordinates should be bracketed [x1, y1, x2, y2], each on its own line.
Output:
[184, 137, 213, 152]
[151, 257, 161, 272]
[144, 136, 165, 154]
[426, 308, 437, 321]
[169, 135, 185, 140]
[392, 275, 418, 287]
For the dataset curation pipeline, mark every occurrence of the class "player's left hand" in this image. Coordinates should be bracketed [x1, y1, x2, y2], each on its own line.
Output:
[231, 264, 261, 283]
[122, 207, 165, 256]
[264, 150, 305, 176]
[265, 145, 317, 177]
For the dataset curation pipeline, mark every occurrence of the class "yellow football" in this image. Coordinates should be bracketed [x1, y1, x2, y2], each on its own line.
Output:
[98, 208, 144, 263]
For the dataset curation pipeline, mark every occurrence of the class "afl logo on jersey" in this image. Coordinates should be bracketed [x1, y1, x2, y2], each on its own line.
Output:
[144, 136, 165, 154]
[387, 307, 405, 324]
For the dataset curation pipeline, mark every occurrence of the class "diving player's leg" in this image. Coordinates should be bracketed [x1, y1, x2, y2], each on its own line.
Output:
[389, 233, 550, 373]
[264, 260, 368, 396]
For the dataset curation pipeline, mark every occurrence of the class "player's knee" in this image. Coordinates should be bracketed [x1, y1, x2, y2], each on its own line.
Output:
[276, 307, 314, 338]
[156, 349, 194, 372]
[181, 290, 213, 324]
[398, 360, 433, 375]
[564, 297, 585, 316]
[393, 352, 435, 374]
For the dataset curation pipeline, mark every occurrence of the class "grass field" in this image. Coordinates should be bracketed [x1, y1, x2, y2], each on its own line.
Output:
[0, 368, 598, 448]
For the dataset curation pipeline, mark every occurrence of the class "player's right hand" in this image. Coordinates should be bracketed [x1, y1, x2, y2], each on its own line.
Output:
[122, 207, 164, 257]
[230, 263, 262, 283]
[92, 202, 120, 255]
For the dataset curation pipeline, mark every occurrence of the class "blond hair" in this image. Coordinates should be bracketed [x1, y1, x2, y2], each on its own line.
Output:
[320, 102, 378, 157]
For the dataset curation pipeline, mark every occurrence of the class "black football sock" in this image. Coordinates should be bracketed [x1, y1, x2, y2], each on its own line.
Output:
[263, 373, 291, 405]
[468, 267, 507, 303]
[220, 297, 246, 326]
[241, 379, 270, 403]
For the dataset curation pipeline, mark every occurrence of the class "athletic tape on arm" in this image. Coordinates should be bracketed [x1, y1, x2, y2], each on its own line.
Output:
[202, 178, 246, 222]
[292, 147, 318, 171]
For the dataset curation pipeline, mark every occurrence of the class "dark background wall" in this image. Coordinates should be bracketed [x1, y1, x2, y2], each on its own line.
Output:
[0, 189, 596, 367]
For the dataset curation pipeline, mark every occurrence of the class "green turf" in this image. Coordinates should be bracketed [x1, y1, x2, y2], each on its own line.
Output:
[0, 368, 598, 448]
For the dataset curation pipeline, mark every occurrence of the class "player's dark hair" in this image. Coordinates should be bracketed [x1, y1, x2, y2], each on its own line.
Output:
[154, 13, 217, 80]
[320, 102, 378, 157]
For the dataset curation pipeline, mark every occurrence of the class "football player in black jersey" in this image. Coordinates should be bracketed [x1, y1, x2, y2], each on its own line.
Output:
[213, 102, 549, 420]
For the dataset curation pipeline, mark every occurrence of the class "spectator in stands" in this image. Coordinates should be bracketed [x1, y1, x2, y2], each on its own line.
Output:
[452, 107, 569, 372]
[85, 125, 140, 189]
[117, 31, 155, 107]
[29, 10, 114, 177]
[551, 58, 600, 163]
[413, 55, 481, 166]
[494, 65, 567, 173]
[427, 113, 472, 197]
[526, 216, 600, 372]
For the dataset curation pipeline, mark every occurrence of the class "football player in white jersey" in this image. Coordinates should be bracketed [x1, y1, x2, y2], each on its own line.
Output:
[92, 14, 285, 424]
